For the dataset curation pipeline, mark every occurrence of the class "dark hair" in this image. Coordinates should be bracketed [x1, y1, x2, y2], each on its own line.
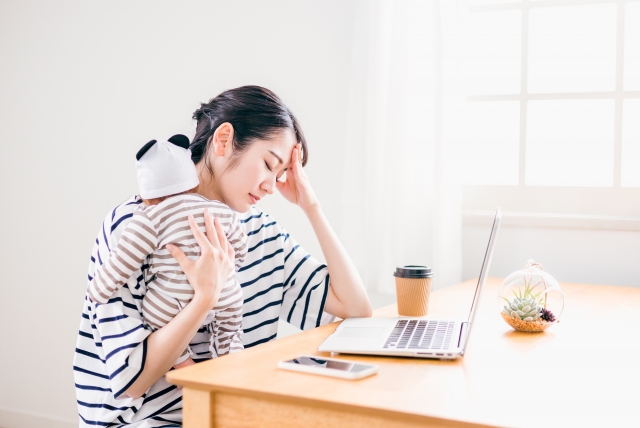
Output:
[190, 85, 308, 176]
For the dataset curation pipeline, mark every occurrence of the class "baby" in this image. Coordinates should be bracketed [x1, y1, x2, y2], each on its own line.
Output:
[88, 134, 247, 366]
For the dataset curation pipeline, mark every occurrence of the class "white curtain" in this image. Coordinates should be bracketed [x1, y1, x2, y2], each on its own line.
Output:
[338, 0, 464, 294]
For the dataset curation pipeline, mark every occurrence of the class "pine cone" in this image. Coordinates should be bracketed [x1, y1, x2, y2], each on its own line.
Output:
[540, 308, 556, 322]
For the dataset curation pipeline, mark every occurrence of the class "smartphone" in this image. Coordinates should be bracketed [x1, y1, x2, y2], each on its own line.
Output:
[278, 355, 378, 380]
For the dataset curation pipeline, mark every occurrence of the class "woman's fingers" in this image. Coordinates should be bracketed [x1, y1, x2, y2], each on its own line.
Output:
[187, 214, 210, 253]
[166, 244, 193, 273]
[288, 143, 318, 213]
[202, 211, 230, 264]
[291, 145, 308, 190]
[292, 144, 299, 167]
[202, 209, 221, 250]
[216, 217, 234, 262]
[298, 145, 308, 179]
[276, 142, 317, 210]
[292, 144, 304, 178]
[213, 217, 231, 261]
[226, 240, 235, 262]
[286, 145, 298, 183]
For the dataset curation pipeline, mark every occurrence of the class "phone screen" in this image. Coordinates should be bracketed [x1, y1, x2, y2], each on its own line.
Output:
[283, 356, 373, 373]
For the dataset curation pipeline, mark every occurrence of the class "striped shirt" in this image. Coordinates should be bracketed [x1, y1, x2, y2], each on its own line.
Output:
[87, 194, 247, 361]
[73, 195, 333, 427]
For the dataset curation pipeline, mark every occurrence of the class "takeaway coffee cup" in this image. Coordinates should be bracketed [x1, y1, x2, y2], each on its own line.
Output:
[394, 265, 434, 316]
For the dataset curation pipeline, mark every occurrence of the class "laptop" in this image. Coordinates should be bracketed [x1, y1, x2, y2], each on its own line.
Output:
[319, 208, 501, 360]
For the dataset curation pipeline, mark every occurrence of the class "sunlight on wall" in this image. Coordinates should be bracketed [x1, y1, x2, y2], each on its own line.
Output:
[460, 101, 520, 185]
[528, 4, 616, 94]
[459, 0, 639, 191]
[463, 10, 521, 95]
[526, 100, 615, 186]
[622, 100, 640, 187]
[624, 2, 640, 90]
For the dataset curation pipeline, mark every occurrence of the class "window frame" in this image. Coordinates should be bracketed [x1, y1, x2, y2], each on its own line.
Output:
[463, 0, 640, 223]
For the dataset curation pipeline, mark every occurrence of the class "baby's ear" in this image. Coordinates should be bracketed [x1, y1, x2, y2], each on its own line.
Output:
[136, 140, 157, 161]
[167, 134, 190, 149]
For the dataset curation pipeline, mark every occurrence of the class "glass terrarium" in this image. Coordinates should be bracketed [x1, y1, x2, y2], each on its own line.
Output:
[497, 260, 564, 332]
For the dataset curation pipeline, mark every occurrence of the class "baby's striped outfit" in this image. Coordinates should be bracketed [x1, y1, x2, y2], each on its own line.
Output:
[88, 194, 247, 361]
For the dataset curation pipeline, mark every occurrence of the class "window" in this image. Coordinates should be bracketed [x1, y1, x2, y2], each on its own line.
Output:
[460, 0, 640, 221]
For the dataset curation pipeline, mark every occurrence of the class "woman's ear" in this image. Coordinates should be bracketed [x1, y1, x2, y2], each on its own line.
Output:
[212, 122, 234, 157]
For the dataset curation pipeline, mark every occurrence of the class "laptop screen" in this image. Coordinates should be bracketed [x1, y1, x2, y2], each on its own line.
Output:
[461, 208, 501, 352]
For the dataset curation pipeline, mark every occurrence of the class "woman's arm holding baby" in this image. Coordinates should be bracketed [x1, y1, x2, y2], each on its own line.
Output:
[125, 212, 234, 398]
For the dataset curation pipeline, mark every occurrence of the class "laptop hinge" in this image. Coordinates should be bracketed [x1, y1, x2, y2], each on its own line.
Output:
[457, 322, 468, 349]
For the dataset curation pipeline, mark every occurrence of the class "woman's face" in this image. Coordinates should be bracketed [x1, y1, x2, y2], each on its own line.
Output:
[206, 129, 298, 213]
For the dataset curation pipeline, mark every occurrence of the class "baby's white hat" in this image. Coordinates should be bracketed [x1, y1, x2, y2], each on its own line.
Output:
[135, 134, 199, 199]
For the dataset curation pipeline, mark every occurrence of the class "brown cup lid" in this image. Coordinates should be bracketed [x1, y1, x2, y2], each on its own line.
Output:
[394, 265, 433, 278]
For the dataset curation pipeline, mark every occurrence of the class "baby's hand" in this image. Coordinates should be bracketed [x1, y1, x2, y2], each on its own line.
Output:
[173, 358, 195, 370]
[172, 358, 196, 389]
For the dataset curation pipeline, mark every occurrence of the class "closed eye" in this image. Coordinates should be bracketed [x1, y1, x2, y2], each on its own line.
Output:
[264, 161, 273, 172]
[276, 169, 287, 181]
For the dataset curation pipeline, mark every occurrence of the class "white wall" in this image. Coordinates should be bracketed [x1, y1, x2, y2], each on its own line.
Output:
[0, 1, 361, 426]
[462, 221, 640, 288]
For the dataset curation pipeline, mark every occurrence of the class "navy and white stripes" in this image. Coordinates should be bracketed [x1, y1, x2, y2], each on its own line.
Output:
[73, 195, 332, 427]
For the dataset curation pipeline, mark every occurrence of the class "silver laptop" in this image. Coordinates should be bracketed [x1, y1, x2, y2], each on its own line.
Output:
[319, 208, 501, 360]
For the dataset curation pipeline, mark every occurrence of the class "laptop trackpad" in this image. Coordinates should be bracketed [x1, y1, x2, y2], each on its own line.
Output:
[337, 327, 385, 339]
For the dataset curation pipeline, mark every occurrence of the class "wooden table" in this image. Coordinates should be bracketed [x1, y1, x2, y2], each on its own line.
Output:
[167, 278, 640, 427]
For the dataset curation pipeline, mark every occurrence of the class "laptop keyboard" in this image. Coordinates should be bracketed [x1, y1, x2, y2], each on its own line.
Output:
[383, 320, 456, 350]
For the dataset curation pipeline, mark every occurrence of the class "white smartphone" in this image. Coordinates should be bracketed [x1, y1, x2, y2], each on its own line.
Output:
[278, 355, 378, 380]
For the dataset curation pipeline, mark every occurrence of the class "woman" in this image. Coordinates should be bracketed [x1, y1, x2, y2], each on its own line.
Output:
[73, 86, 372, 427]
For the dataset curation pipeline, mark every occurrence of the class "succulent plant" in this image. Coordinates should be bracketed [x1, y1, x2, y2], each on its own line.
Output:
[503, 297, 541, 321]
[501, 275, 546, 322]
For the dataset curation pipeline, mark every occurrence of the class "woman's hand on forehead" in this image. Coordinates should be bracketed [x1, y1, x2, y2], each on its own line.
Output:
[276, 143, 319, 213]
